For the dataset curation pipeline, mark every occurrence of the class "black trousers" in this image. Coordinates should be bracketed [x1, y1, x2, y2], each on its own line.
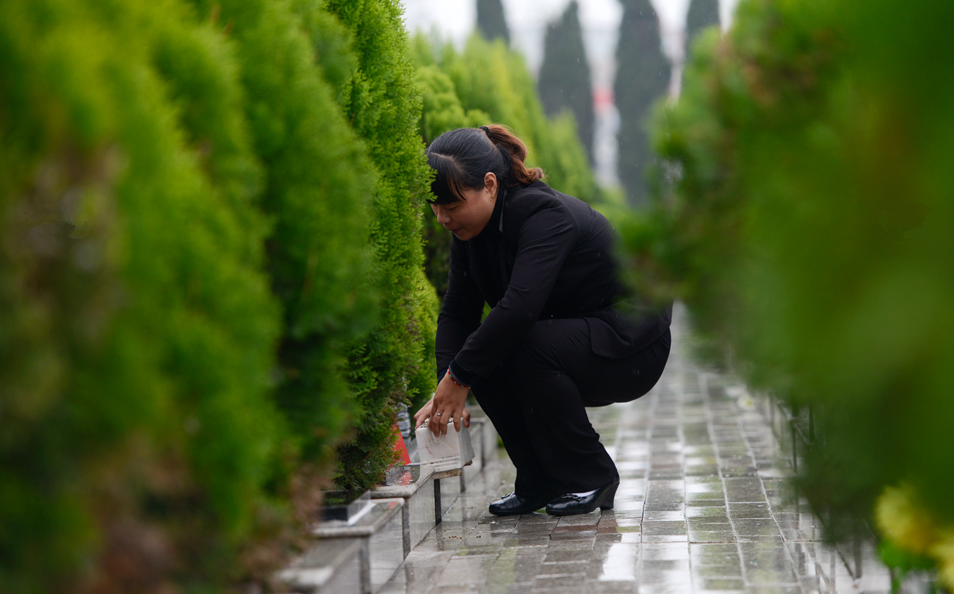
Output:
[471, 319, 671, 497]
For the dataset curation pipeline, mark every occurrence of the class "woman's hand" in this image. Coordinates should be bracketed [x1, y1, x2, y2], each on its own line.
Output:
[414, 374, 471, 437]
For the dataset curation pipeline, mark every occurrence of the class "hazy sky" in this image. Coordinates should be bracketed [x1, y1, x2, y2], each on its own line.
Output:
[401, 0, 741, 78]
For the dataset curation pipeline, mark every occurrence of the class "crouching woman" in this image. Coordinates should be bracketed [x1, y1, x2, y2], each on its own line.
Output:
[414, 125, 672, 516]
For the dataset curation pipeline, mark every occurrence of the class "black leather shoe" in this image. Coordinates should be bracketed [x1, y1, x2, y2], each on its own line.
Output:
[488, 491, 554, 516]
[545, 478, 620, 516]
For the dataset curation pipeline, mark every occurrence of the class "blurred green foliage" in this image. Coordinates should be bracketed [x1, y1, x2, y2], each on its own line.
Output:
[685, 0, 720, 47]
[875, 484, 947, 587]
[193, 0, 378, 481]
[0, 0, 284, 590]
[626, 0, 954, 568]
[326, 0, 437, 492]
[412, 52, 487, 299]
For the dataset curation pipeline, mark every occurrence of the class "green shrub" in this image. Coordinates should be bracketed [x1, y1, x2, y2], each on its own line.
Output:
[0, 0, 283, 590]
[415, 64, 489, 145]
[325, 0, 436, 492]
[0, 0, 398, 589]
[628, 0, 954, 558]
[191, 0, 378, 473]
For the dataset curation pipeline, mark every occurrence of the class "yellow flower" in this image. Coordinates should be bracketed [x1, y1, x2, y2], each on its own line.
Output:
[929, 530, 954, 589]
[875, 484, 936, 556]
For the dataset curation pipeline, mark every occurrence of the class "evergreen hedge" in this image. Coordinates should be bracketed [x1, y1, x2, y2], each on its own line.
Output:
[0, 0, 284, 590]
[0, 0, 425, 589]
[413, 60, 488, 297]
[326, 0, 437, 492]
[625, 0, 954, 583]
[191, 0, 378, 478]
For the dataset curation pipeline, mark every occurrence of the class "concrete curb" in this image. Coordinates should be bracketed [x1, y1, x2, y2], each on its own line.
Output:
[276, 416, 500, 594]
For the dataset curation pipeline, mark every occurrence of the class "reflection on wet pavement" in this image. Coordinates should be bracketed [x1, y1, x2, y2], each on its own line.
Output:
[380, 311, 892, 594]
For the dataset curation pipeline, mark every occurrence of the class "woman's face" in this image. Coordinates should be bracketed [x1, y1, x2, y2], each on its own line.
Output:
[431, 173, 498, 241]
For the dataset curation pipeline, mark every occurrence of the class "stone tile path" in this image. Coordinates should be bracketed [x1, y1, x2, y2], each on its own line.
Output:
[382, 309, 892, 593]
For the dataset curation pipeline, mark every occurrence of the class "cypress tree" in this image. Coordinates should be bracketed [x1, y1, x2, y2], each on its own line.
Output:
[614, 0, 669, 206]
[537, 1, 595, 163]
[0, 0, 286, 589]
[685, 0, 720, 49]
[477, 0, 510, 45]
[325, 0, 436, 493]
[642, 0, 954, 555]
[191, 0, 379, 489]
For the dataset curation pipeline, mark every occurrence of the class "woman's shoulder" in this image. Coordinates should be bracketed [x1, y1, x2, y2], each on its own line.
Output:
[508, 181, 569, 210]
[506, 181, 592, 220]
[508, 179, 555, 198]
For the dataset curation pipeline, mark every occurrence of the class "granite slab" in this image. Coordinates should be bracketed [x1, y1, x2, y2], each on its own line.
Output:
[275, 537, 362, 594]
[310, 498, 405, 593]
[372, 465, 436, 556]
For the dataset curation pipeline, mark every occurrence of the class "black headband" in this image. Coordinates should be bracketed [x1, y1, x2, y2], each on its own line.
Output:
[479, 126, 491, 135]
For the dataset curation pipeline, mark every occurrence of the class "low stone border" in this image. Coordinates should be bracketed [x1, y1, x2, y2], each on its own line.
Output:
[275, 537, 363, 594]
[276, 416, 500, 594]
[277, 497, 404, 594]
[371, 465, 435, 557]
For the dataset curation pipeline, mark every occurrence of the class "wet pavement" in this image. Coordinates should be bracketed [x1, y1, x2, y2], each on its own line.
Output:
[382, 309, 892, 593]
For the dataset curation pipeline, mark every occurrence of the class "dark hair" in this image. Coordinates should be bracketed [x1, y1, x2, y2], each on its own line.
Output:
[426, 124, 545, 204]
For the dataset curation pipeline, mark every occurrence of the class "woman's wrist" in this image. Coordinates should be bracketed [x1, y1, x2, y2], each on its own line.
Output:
[447, 359, 479, 388]
[446, 367, 469, 389]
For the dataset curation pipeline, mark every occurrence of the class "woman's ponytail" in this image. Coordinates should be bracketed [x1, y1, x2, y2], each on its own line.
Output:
[426, 124, 544, 204]
[481, 124, 544, 187]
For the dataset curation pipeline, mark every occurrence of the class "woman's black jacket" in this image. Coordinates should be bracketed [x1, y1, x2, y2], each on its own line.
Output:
[437, 180, 672, 387]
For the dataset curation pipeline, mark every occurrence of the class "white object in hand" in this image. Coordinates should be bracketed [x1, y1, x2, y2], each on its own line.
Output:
[416, 420, 475, 473]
